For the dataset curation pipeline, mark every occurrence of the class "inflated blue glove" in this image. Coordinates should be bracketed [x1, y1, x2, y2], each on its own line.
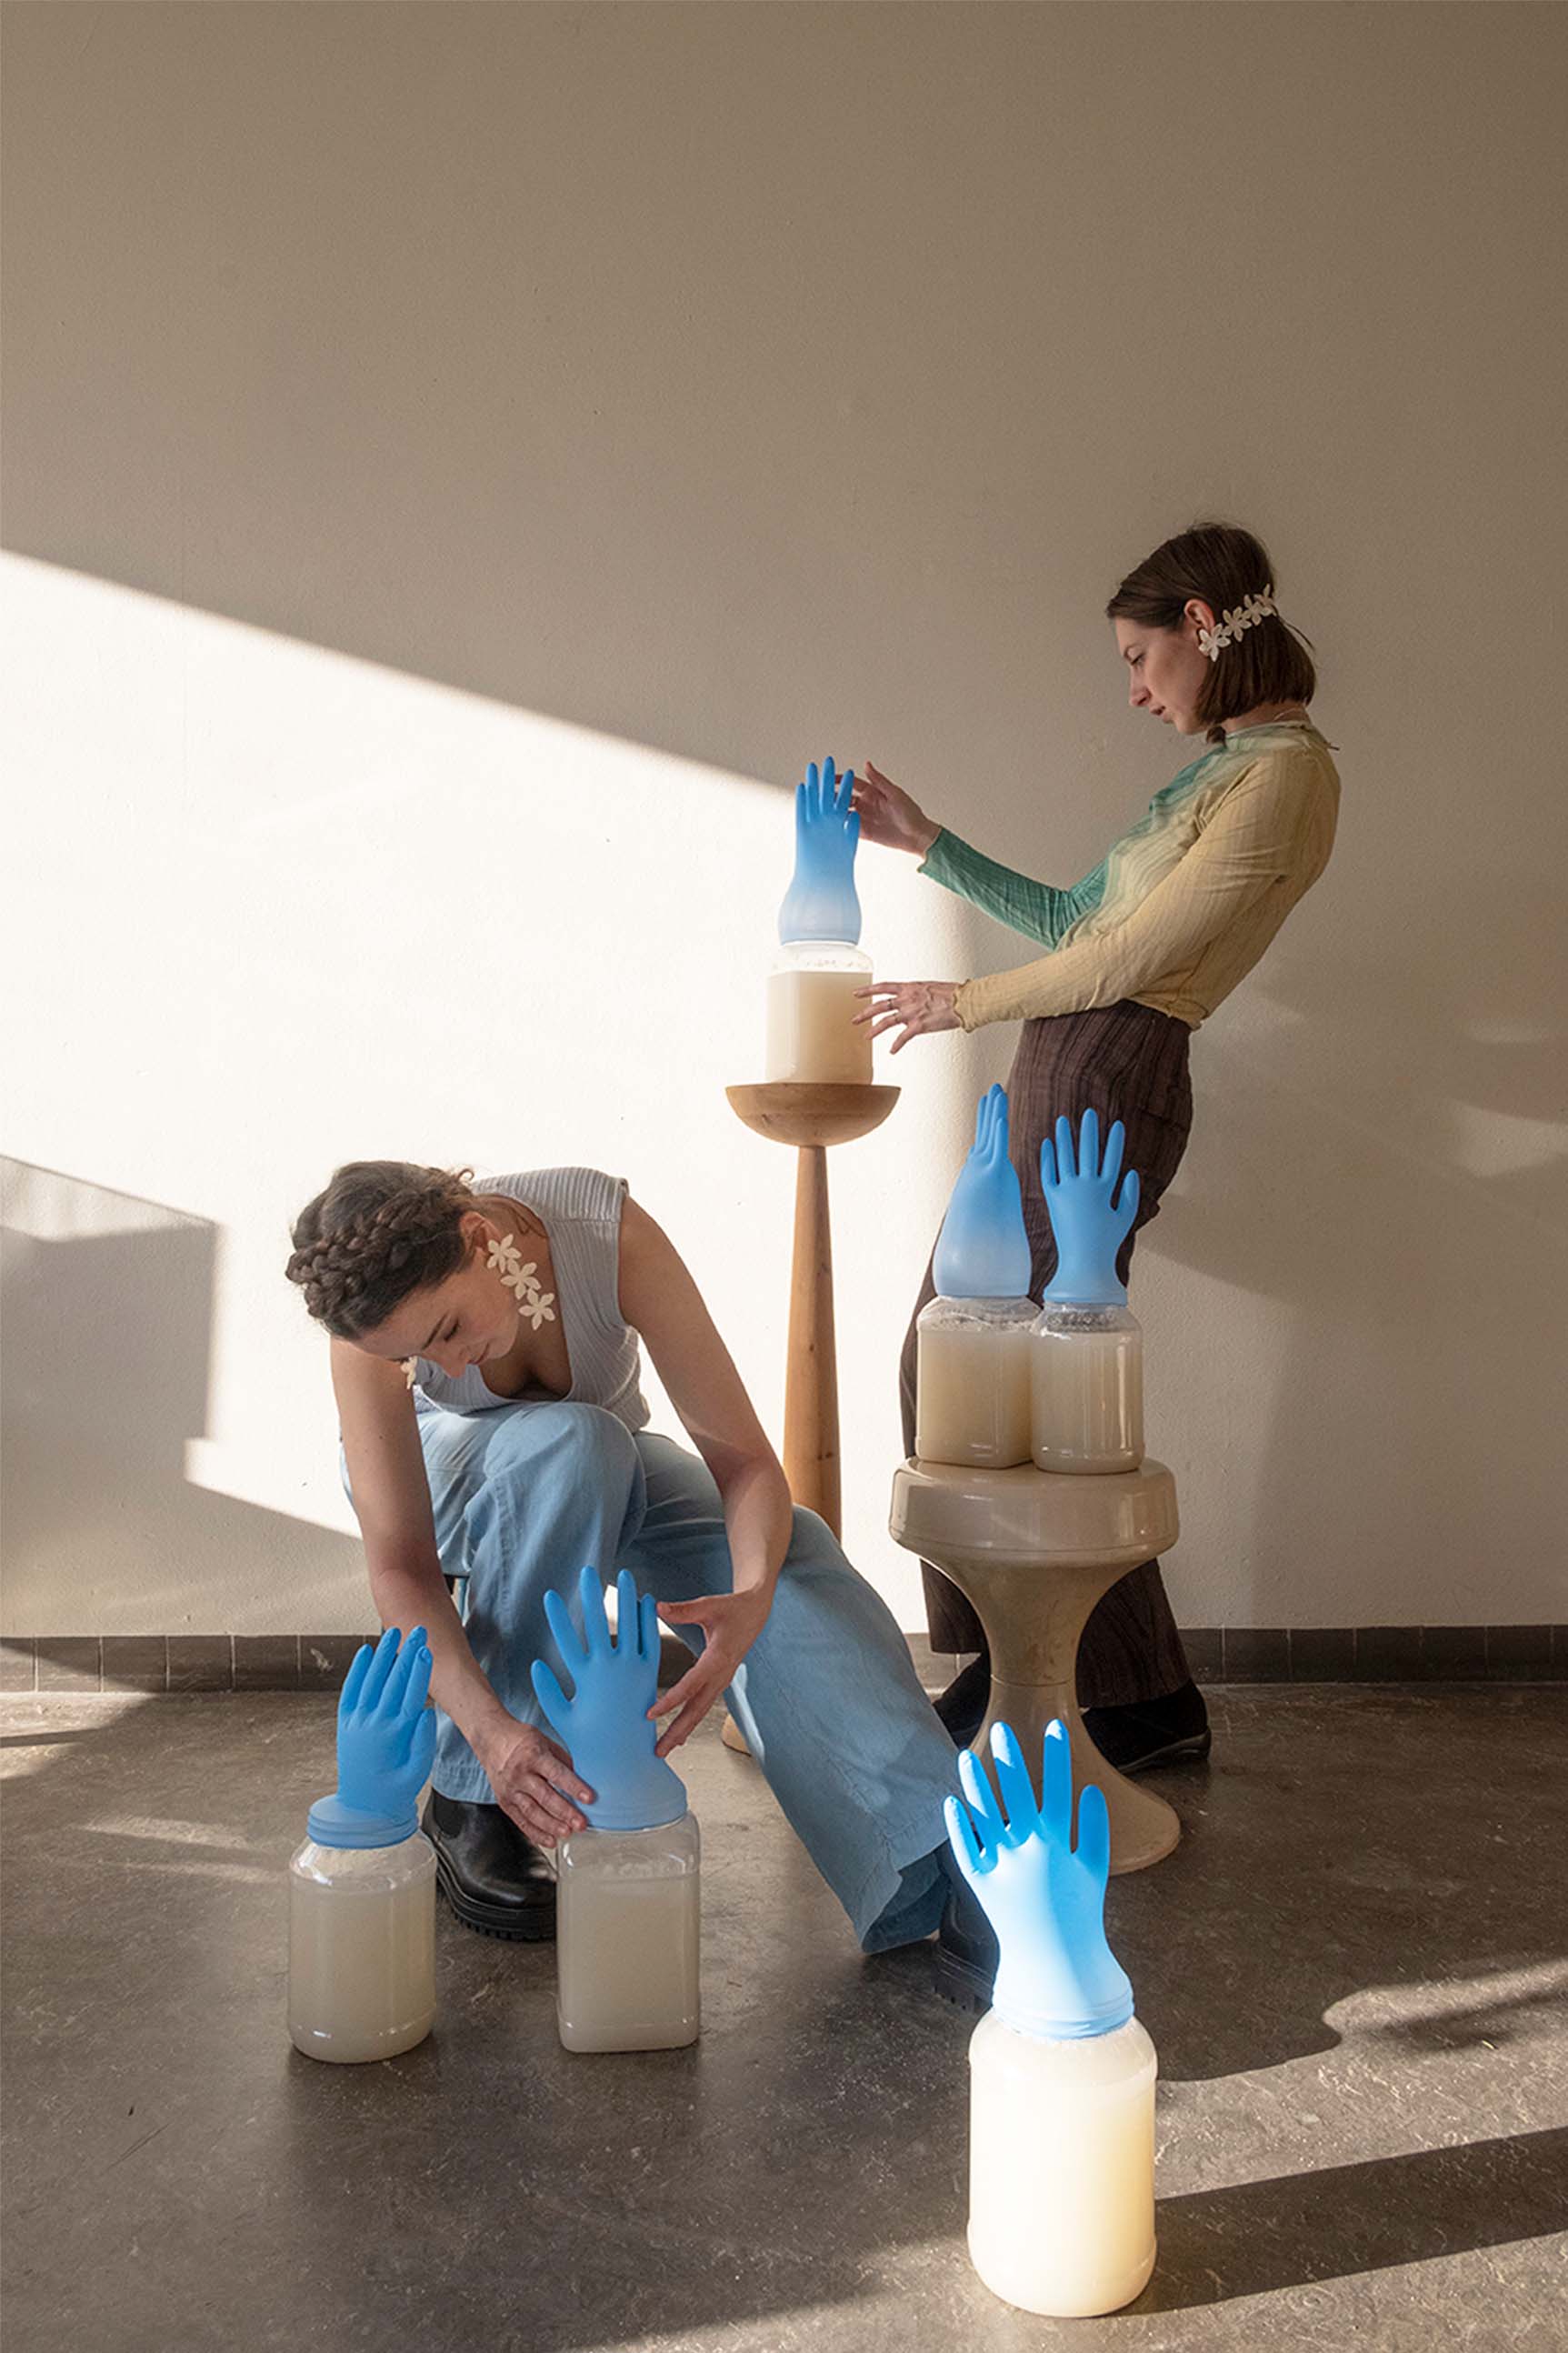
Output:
[307, 1624, 436, 1849]
[777, 756, 863, 945]
[1040, 1108, 1140, 1306]
[933, 1084, 1033, 1299]
[531, 1566, 688, 1832]
[944, 1718, 1134, 2041]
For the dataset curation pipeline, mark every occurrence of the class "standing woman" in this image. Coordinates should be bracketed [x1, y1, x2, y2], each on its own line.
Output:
[856, 523, 1341, 1767]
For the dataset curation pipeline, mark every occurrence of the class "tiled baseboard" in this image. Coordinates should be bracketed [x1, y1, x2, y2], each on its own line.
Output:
[3, 1626, 1565, 1695]
[926, 1626, 1567, 1686]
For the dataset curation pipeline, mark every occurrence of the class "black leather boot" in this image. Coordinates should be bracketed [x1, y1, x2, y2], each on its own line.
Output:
[1083, 1679, 1212, 1775]
[933, 1875, 998, 2014]
[933, 1651, 991, 1748]
[423, 1791, 557, 1941]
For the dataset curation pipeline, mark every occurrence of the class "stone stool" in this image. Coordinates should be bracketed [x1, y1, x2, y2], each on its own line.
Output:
[889, 1459, 1183, 1873]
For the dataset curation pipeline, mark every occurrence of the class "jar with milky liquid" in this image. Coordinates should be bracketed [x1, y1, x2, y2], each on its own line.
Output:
[555, 1813, 701, 2053]
[288, 1830, 436, 2065]
[1029, 1302, 1144, 1475]
[966, 2008, 1157, 2316]
[765, 941, 874, 1085]
[916, 1296, 1037, 1468]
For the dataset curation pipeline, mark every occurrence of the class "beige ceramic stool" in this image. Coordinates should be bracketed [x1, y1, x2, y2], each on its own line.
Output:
[890, 1459, 1183, 1873]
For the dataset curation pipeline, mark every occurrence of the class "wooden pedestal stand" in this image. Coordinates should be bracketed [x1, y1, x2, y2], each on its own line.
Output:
[725, 1082, 901, 1536]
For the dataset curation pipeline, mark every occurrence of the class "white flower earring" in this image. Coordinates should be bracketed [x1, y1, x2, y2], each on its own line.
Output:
[1197, 586, 1278, 663]
[485, 1231, 556, 1330]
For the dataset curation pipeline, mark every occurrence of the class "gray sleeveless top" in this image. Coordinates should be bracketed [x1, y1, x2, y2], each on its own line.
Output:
[409, 1166, 650, 1431]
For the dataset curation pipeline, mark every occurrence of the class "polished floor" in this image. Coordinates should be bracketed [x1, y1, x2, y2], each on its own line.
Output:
[4, 1682, 1565, 2351]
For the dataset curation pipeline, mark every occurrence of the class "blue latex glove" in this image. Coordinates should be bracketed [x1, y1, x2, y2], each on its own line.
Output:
[944, 1718, 1134, 2041]
[1040, 1107, 1140, 1305]
[531, 1566, 689, 1832]
[307, 1624, 436, 1848]
[932, 1084, 1033, 1299]
[777, 756, 863, 945]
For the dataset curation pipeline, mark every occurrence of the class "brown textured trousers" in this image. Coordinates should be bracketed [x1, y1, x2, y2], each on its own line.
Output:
[898, 999, 1196, 1709]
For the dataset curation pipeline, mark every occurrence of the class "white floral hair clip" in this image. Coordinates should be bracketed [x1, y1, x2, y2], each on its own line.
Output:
[485, 1231, 557, 1330]
[1198, 586, 1278, 663]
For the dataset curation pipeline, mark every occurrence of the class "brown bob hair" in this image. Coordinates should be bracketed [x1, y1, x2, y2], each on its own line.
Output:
[1107, 522, 1317, 746]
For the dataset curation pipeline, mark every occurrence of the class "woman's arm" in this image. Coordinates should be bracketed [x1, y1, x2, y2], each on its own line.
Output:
[615, 1196, 795, 1751]
[920, 828, 1106, 949]
[331, 1341, 593, 1839]
[953, 759, 1335, 1030]
[854, 757, 1102, 948]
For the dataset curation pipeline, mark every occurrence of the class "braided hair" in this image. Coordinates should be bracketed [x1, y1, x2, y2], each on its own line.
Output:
[1106, 521, 1317, 746]
[285, 1162, 477, 1340]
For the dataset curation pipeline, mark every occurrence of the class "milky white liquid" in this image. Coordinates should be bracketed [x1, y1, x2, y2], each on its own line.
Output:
[766, 969, 873, 1086]
[288, 1837, 436, 2065]
[916, 1321, 1033, 1467]
[1030, 1327, 1144, 1474]
[968, 2012, 1157, 2317]
[557, 1847, 700, 2054]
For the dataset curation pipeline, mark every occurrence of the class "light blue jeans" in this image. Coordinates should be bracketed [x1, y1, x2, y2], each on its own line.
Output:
[386, 1401, 960, 1952]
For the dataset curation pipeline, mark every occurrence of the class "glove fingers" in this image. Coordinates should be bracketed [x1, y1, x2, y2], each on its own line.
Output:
[1039, 1134, 1058, 1190]
[614, 1568, 641, 1655]
[408, 1707, 437, 1790]
[990, 1721, 1040, 1842]
[841, 769, 857, 820]
[337, 1639, 374, 1723]
[543, 1586, 587, 1677]
[944, 1794, 986, 1886]
[1080, 1106, 1101, 1178]
[1075, 1781, 1111, 1885]
[1041, 1717, 1074, 1846]
[577, 1565, 611, 1654]
[1117, 1166, 1141, 1225]
[957, 1745, 1006, 1851]
[383, 1625, 428, 1717]
[399, 1635, 433, 1722]
[979, 1085, 1002, 1166]
[361, 1624, 400, 1710]
[639, 1588, 661, 1663]
[1055, 1113, 1076, 1180]
[530, 1659, 574, 1743]
[1101, 1118, 1124, 1192]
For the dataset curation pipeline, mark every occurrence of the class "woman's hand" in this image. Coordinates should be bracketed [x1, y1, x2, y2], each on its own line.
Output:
[649, 1587, 774, 1756]
[855, 979, 963, 1053]
[852, 760, 940, 857]
[477, 1717, 596, 1847]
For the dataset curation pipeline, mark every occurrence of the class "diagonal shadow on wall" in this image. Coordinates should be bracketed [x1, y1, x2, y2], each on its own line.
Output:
[1, 1159, 362, 1636]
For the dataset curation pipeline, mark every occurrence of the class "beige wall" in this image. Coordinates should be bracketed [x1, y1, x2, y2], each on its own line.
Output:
[4, 2, 1563, 1637]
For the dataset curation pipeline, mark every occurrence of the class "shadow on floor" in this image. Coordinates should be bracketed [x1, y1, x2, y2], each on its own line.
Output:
[3, 1687, 1564, 2352]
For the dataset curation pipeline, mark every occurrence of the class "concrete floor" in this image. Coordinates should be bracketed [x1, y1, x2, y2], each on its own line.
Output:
[3, 1684, 1565, 2352]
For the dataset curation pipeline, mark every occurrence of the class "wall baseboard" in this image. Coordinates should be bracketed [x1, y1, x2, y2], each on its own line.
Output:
[2, 1626, 1564, 1696]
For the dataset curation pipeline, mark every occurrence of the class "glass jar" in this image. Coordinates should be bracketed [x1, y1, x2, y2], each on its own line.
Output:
[765, 940, 873, 1085]
[288, 1830, 436, 2064]
[967, 2008, 1157, 2316]
[1029, 1303, 1144, 1475]
[555, 1812, 701, 2053]
[915, 1296, 1036, 1467]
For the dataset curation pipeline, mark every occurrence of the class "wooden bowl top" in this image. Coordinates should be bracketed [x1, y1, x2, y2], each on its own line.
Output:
[725, 1082, 901, 1148]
